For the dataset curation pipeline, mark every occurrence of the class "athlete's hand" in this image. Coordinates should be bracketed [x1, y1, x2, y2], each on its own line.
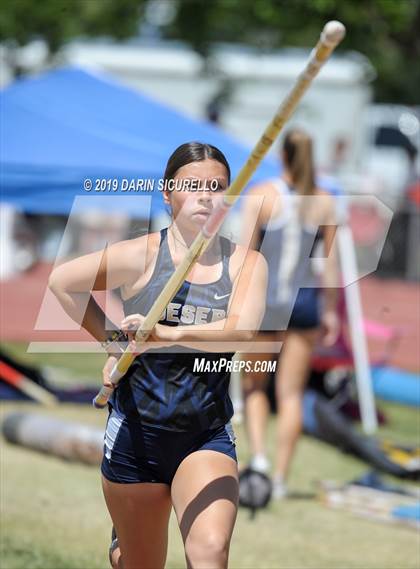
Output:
[102, 354, 120, 391]
[320, 309, 340, 347]
[121, 313, 147, 340]
[121, 314, 174, 348]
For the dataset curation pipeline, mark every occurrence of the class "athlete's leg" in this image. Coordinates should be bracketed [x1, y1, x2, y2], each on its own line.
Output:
[102, 477, 172, 569]
[241, 332, 277, 467]
[274, 328, 319, 482]
[171, 450, 238, 569]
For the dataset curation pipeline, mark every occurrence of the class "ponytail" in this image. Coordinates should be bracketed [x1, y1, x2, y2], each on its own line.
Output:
[283, 129, 315, 195]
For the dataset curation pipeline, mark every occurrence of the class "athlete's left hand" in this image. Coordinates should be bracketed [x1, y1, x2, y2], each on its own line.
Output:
[121, 314, 174, 348]
[320, 309, 340, 347]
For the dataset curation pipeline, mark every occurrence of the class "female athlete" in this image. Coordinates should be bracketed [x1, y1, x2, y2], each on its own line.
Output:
[49, 142, 267, 568]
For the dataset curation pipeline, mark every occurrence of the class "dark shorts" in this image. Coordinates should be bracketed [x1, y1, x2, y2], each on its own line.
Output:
[101, 410, 237, 485]
[260, 287, 321, 332]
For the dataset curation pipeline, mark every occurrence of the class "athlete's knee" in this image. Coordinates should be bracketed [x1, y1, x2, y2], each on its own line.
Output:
[185, 531, 229, 568]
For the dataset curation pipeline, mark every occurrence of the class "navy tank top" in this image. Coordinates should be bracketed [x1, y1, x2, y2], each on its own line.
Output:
[110, 228, 235, 432]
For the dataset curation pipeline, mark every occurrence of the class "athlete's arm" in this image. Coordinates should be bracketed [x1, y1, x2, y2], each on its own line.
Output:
[122, 249, 268, 353]
[48, 239, 144, 342]
[319, 192, 340, 345]
[320, 192, 339, 310]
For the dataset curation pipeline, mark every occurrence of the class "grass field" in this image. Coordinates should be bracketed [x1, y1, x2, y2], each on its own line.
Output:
[1, 343, 419, 569]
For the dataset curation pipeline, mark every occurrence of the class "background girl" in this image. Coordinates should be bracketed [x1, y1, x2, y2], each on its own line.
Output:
[240, 128, 339, 498]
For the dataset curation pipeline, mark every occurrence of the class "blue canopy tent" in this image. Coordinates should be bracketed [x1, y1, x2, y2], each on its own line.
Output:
[0, 66, 279, 217]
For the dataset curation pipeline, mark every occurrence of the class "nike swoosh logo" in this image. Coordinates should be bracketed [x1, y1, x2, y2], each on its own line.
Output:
[214, 293, 231, 300]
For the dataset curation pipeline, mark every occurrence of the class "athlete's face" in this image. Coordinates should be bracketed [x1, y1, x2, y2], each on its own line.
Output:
[164, 159, 229, 229]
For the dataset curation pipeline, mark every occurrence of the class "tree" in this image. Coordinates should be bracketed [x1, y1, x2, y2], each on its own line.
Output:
[164, 0, 420, 104]
[0, 0, 146, 52]
[1, 0, 418, 103]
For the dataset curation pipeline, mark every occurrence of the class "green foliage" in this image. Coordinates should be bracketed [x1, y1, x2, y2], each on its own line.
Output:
[0, 0, 145, 51]
[0, 0, 418, 102]
[165, 0, 420, 103]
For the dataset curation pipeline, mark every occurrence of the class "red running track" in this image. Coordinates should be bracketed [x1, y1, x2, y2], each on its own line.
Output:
[0, 263, 419, 372]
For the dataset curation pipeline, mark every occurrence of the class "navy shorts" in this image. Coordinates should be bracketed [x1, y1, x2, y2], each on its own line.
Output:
[261, 287, 321, 332]
[101, 410, 237, 485]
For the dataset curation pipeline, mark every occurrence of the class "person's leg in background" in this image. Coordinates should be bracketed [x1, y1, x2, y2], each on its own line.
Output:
[273, 327, 319, 497]
[241, 332, 278, 472]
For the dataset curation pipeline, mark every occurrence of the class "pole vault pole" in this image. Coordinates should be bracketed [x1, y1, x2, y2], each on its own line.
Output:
[94, 21, 346, 408]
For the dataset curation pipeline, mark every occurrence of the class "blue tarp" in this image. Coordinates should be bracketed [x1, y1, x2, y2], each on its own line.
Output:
[0, 66, 279, 216]
[371, 366, 420, 407]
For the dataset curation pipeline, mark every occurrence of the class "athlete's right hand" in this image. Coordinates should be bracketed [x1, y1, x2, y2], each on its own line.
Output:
[102, 354, 120, 391]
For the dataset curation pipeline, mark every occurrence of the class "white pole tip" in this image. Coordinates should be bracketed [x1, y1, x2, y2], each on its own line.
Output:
[323, 21, 346, 44]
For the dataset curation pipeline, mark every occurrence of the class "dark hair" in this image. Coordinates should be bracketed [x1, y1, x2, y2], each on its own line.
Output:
[163, 142, 231, 183]
[282, 128, 315, 195]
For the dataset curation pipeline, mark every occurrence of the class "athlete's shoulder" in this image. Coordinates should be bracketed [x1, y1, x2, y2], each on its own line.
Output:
[228, 240, 267, 280]
[242, 246, 267, 267]
[106, 231, 161, 268]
